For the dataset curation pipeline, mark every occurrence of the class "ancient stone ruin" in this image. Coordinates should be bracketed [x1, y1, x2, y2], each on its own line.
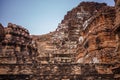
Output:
[0, 23, 38, 79]
[0, 0, 120, 80]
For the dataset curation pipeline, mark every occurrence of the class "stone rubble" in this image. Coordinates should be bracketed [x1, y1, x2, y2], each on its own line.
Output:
[0, 1, 120, 80]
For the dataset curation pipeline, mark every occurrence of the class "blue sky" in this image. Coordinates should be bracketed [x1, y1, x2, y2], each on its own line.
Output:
[0, 0, 114, 35]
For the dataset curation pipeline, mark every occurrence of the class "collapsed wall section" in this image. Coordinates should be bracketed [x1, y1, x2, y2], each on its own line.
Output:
[0, 23, 38, 79]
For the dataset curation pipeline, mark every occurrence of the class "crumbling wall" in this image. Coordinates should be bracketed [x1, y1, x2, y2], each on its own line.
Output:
[0, 1, 120, 80]
[51, 2, 108, 64]
[114, 0, 120, 26]
[77, 7, 116, 63]
[32, 32, 58, 64]
[0, 23, 38, 79]
[0, 24, 5, 42]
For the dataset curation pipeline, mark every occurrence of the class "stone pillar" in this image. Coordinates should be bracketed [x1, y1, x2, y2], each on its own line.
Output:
[114, 0, 120, 26]
[114, 0, 120, 49]
[114, 0, 120, 64]
[115, 34, 120, 52]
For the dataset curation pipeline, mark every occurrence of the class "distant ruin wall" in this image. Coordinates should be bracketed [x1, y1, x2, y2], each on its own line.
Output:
[0, 24, 5, 42]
